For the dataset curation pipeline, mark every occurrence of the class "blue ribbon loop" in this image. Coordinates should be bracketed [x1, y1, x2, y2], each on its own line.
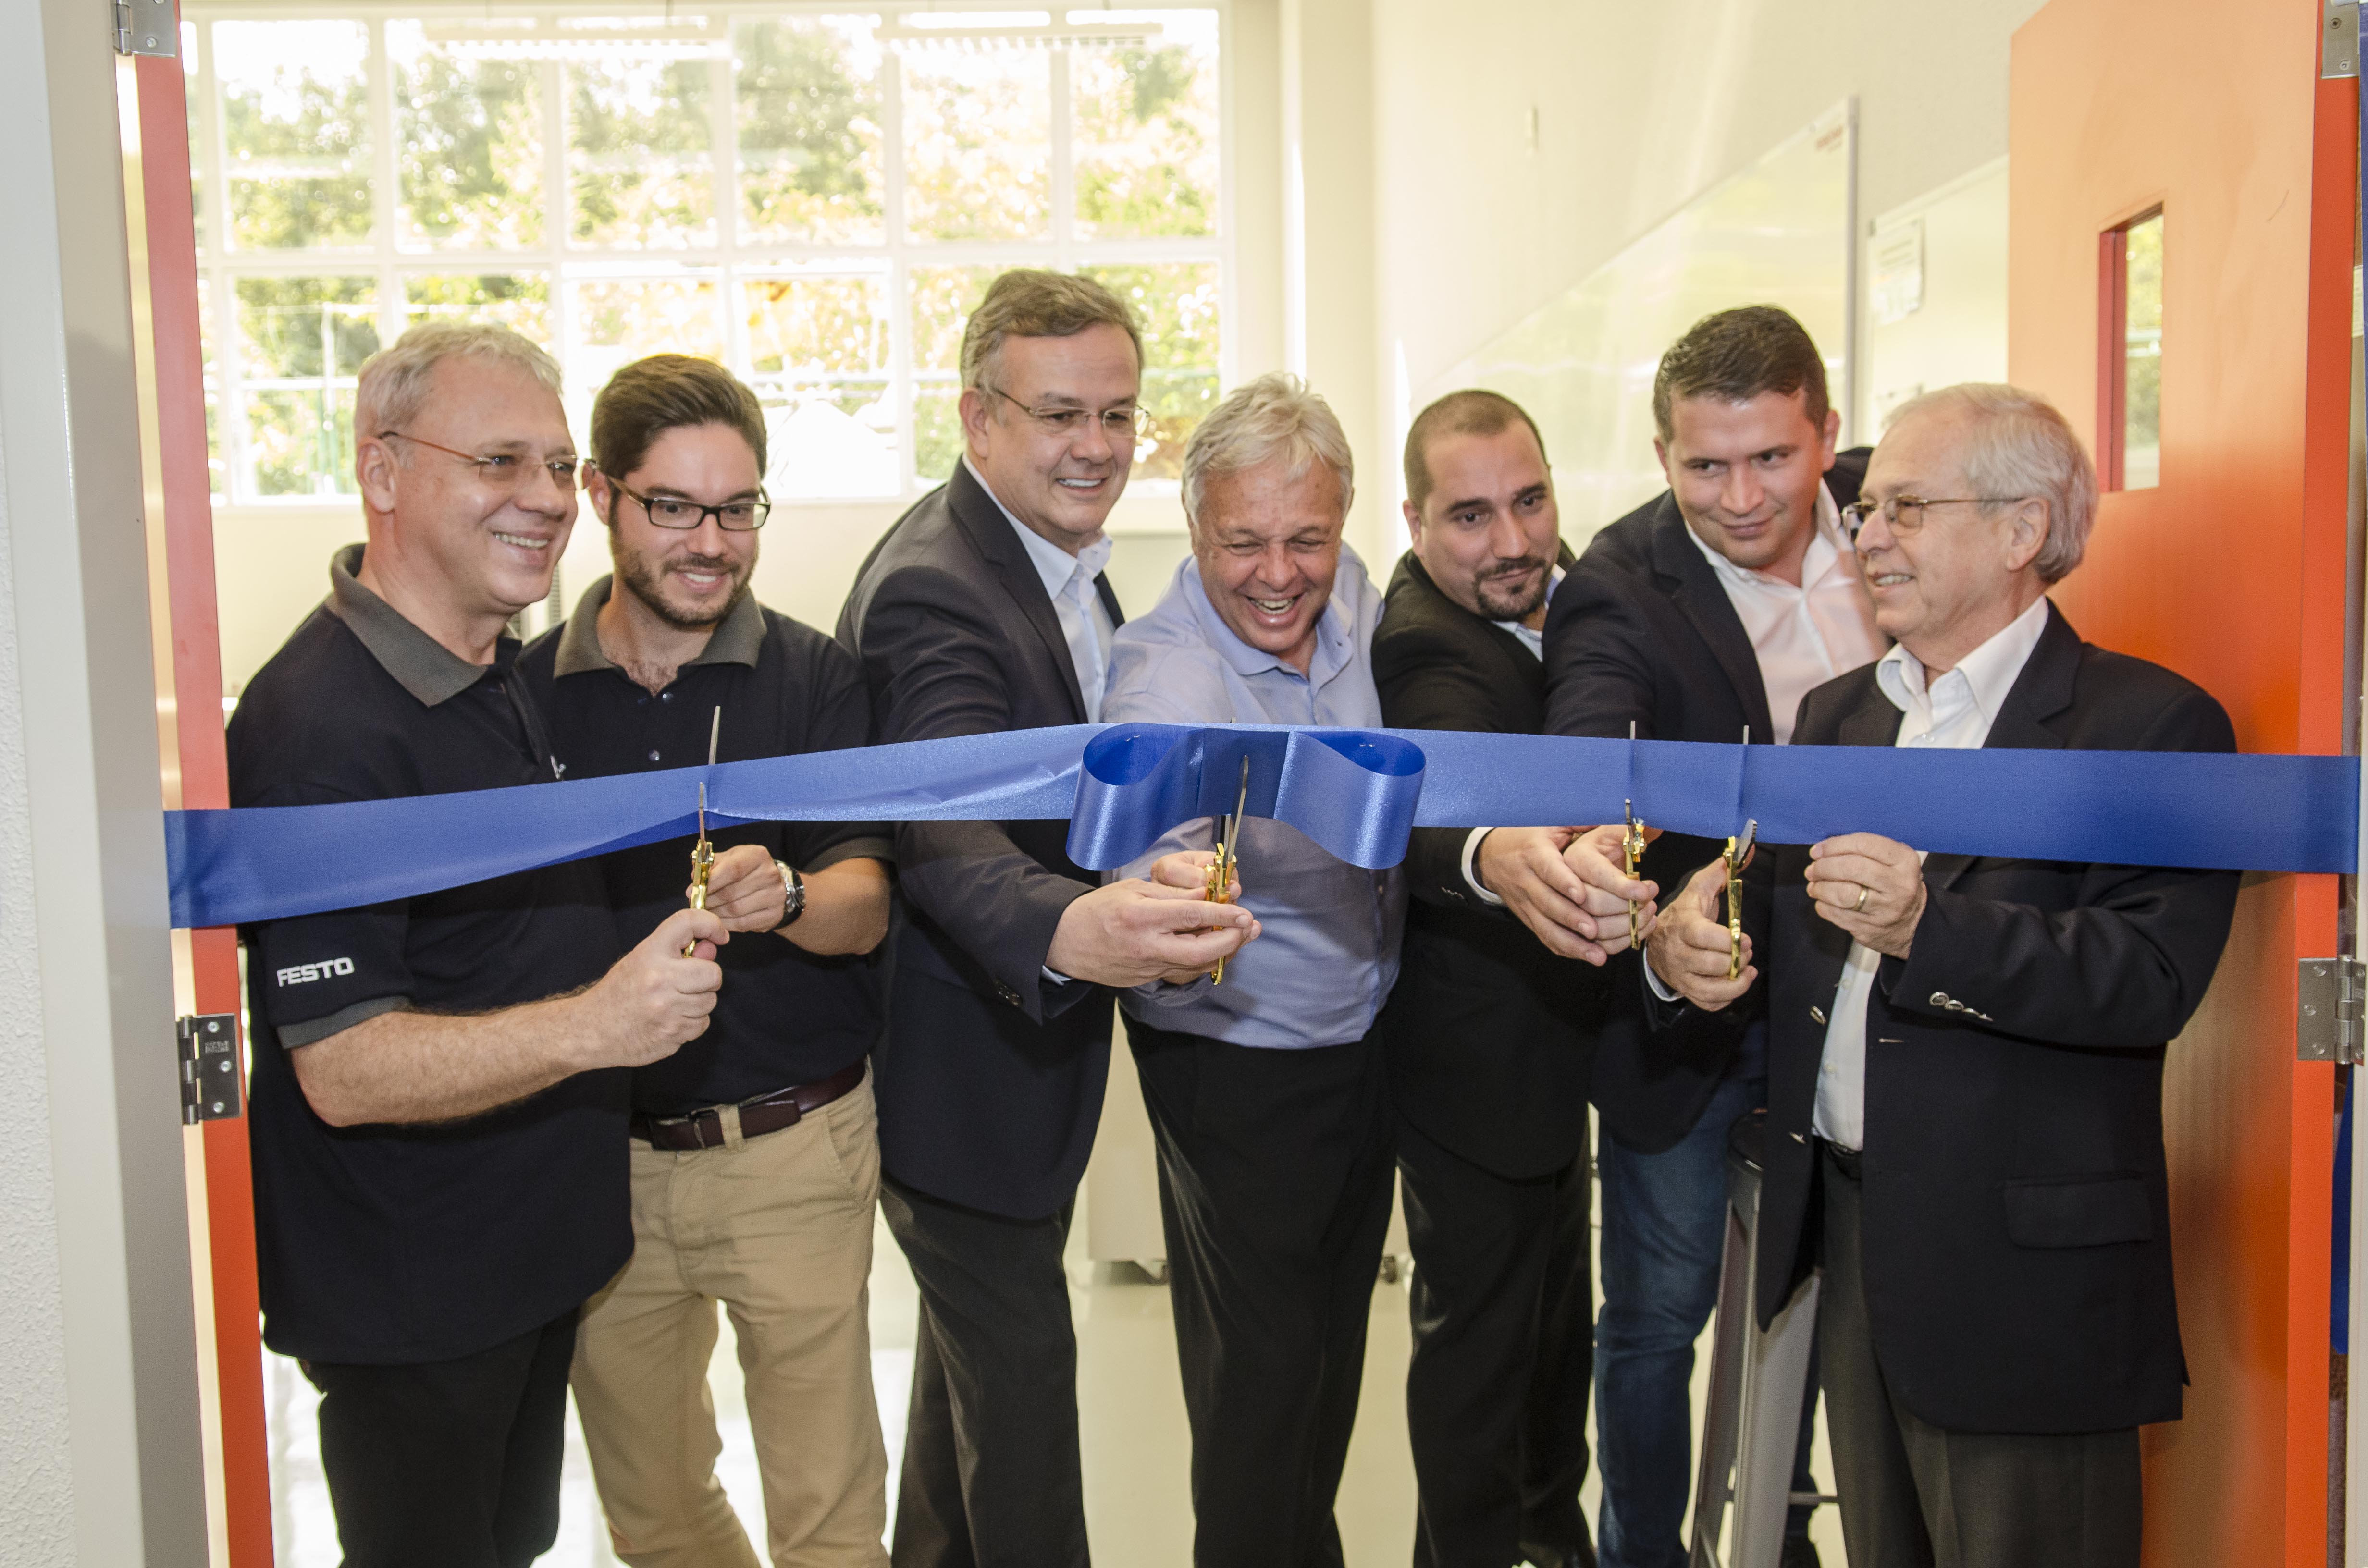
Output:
[164, 724, 2361, 930]
[1067, 723, 1425, 870]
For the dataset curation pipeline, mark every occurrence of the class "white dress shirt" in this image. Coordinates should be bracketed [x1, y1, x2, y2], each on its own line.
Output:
[1812, 594, 2053, 1150]
[965, 458, 1116, 720]
[1685, 485, 1887, 745]
[1465, 567, 1563, 904]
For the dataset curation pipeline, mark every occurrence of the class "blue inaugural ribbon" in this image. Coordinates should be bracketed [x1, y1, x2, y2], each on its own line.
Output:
[165, 724, 2359, 929]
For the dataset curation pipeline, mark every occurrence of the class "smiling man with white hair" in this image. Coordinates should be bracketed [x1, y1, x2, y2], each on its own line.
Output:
[1100, 372, 1405, 1568]
[1648, 384, 2241, 1568]
[227, 322, 727, 1567]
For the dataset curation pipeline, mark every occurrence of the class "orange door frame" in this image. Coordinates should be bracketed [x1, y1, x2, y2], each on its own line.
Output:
[128, 36, 275, 1568]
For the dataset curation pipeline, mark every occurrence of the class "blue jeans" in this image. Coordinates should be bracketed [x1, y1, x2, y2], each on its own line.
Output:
[1594, 1071, 1818, 1568]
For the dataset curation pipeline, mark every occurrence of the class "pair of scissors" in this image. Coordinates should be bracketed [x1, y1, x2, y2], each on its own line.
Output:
[683, 706, 720, 956]
[1204, 756, 1250, 984]
[1723, 818, 1758, 980]
[1622, 799, 1647, 947]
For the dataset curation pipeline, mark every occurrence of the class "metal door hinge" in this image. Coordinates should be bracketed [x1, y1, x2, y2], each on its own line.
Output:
[2327, 0, 2359, 78]
[113, 0, 175, 58]
[178, 1014, 242, 1124]
[2299, 959, 2365, 1062]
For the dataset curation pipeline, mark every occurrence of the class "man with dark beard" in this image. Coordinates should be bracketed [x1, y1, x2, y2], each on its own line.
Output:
[1372, 389, 1650, 1568]
[520, 355, 897, 1567]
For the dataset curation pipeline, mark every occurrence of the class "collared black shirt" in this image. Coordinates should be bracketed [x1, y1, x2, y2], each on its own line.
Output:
[227, 544, 627, 1366]
[519, 576, 890, 1116]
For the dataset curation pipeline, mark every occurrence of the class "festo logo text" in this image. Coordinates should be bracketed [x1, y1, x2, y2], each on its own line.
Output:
[276, 957, 355, 987]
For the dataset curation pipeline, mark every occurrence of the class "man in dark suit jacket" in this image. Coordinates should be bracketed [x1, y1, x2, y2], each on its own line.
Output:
[1649, 384, 2238, 1568]
[837, 270, 1258, 1568]
[1375, 389, 1654, 1568]
[1543, 307, 1884, 1568]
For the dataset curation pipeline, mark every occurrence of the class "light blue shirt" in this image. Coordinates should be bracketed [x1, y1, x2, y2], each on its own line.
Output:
[1101, 547, 1406, 1049]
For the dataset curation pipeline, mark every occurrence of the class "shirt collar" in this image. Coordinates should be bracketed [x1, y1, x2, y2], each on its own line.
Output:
[551, 574, 766, 678]
[1179, 548, 1363, 686]
[1490, 564, 1565, 646]
[1684, 480, 1848, 590]
[1875, 593, 2053, 721]
[964, 457, 1112, 595]
[325, 542, 496, 707]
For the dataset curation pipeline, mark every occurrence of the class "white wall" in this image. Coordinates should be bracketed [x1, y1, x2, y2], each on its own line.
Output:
[1859, 158, 2012, 437]
[1370, 0, 2046, 539]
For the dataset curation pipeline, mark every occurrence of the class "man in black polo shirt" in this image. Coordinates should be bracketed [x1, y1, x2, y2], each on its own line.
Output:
[229, 322, 727, 1568]
[520, 353, 895, 1567]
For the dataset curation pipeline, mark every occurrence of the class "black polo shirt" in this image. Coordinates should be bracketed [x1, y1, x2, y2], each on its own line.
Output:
[518, 577, 890, 1117]
[228, 544, 627, 1366]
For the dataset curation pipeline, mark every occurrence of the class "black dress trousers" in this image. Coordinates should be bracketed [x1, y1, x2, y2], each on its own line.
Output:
[1398, 1116, 1594, 1568]
[1817, 1145, 2142, 1568]
[1127, 1016, 1397, 1568]
[304, 1307, 580, 1568]
[880, 1174, 1090, 1568]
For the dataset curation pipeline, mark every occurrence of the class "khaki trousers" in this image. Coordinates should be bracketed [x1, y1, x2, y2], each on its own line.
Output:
[573, 1071, 889, 1568]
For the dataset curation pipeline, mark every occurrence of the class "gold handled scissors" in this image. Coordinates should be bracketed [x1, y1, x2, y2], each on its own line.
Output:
[1204, 756, 1250, 984]
[1723, 817, 1757, 980]
[1622, 798, 1647, 947]
[683, 706, 720, 956]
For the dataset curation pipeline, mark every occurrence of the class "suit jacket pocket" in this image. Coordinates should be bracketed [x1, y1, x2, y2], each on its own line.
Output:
[2002, 1174, 2154, 1248]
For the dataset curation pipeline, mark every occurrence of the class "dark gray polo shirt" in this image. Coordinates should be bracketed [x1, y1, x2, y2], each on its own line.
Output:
[228, 543, 627, 1365]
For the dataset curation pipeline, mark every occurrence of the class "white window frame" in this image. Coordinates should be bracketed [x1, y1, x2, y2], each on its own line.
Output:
[184, 1, 1238, 510]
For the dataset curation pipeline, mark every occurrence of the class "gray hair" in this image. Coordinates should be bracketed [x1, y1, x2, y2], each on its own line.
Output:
[356, 322, 564, 444]
[1885, 382, 2097, 583]
[959, 269, 1143, 394]
[1181, 373, 1356, 527]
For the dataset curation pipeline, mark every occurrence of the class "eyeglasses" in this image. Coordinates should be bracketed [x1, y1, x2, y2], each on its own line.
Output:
[380, 430, 579, 490]
[609, 477, 771, 533]
[984, 384, 1154, 443]
[1841, 493, 2028, 544]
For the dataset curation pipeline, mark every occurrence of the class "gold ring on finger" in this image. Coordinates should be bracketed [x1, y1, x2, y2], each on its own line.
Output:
[1854, 884, 1870, 913]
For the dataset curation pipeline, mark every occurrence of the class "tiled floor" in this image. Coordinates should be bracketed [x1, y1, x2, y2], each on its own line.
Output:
[265, 1192, 1849, 1566]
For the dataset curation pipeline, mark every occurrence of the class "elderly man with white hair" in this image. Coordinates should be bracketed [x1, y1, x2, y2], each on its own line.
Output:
[1648, 384, 2241, 1568]
[1100, 372, 1404, 1568]
[227, 323, 728, 1567]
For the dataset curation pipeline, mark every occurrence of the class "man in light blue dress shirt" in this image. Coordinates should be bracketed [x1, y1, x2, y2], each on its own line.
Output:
[1101, 374, 1405, 1568]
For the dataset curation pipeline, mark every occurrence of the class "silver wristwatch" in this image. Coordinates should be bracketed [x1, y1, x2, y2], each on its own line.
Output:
[773, 858, 806, 928]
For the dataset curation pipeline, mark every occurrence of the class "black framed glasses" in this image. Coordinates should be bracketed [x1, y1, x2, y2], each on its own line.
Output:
[1841, 493, 2028, 544]
[380, 430, 579, 490]
[609, 477, 771, 532]
[984, 384, 1154, 443]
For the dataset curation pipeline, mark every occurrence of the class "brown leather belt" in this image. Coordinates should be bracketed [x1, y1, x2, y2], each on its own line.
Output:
[631, 1059, 867, 1152]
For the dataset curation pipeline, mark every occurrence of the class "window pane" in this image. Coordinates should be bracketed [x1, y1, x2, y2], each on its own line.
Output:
[735, 18, 885, 245]
[234, 276, 379, 496]
[910, 265, 998, 483]
[902, 49, 1051, 242]
[572, 277, 723, 404]
[389, 23, 544, 252]
[216, 21, 373, 250]
[743, 275, 893, 498]
[569, 50, 715, 249]
[2123, 213, 2162, 490]
[1071, 15, 1220, 239]
[404, 274, 553, 345]
[1081, 261, 1219, 480]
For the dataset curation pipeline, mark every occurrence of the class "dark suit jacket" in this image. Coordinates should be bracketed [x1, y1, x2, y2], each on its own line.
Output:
[1753, 604, 2239, 1433]
[836, 464, 1125, 1220]
[1372, 547, 1613, 1180]
[1542, 450, 1871, 1151]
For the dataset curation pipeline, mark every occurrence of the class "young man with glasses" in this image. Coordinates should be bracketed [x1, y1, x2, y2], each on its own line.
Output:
[228, 324, 728, 1568]
[839, 269, 1258, 1568]
[1543, 306, 1887, 1568]
[518, 354, 897, 1567]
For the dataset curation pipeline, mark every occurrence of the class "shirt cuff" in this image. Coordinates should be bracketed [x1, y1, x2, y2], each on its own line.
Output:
[1642, 956, 1680, 1004]
[275, 994, 410, 1050]
[1460, 827, 1505, 906]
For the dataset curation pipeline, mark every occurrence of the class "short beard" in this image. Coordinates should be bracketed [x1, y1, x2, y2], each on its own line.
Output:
[1470, 558, 1550, 622]
[615, 545, 747, 632]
